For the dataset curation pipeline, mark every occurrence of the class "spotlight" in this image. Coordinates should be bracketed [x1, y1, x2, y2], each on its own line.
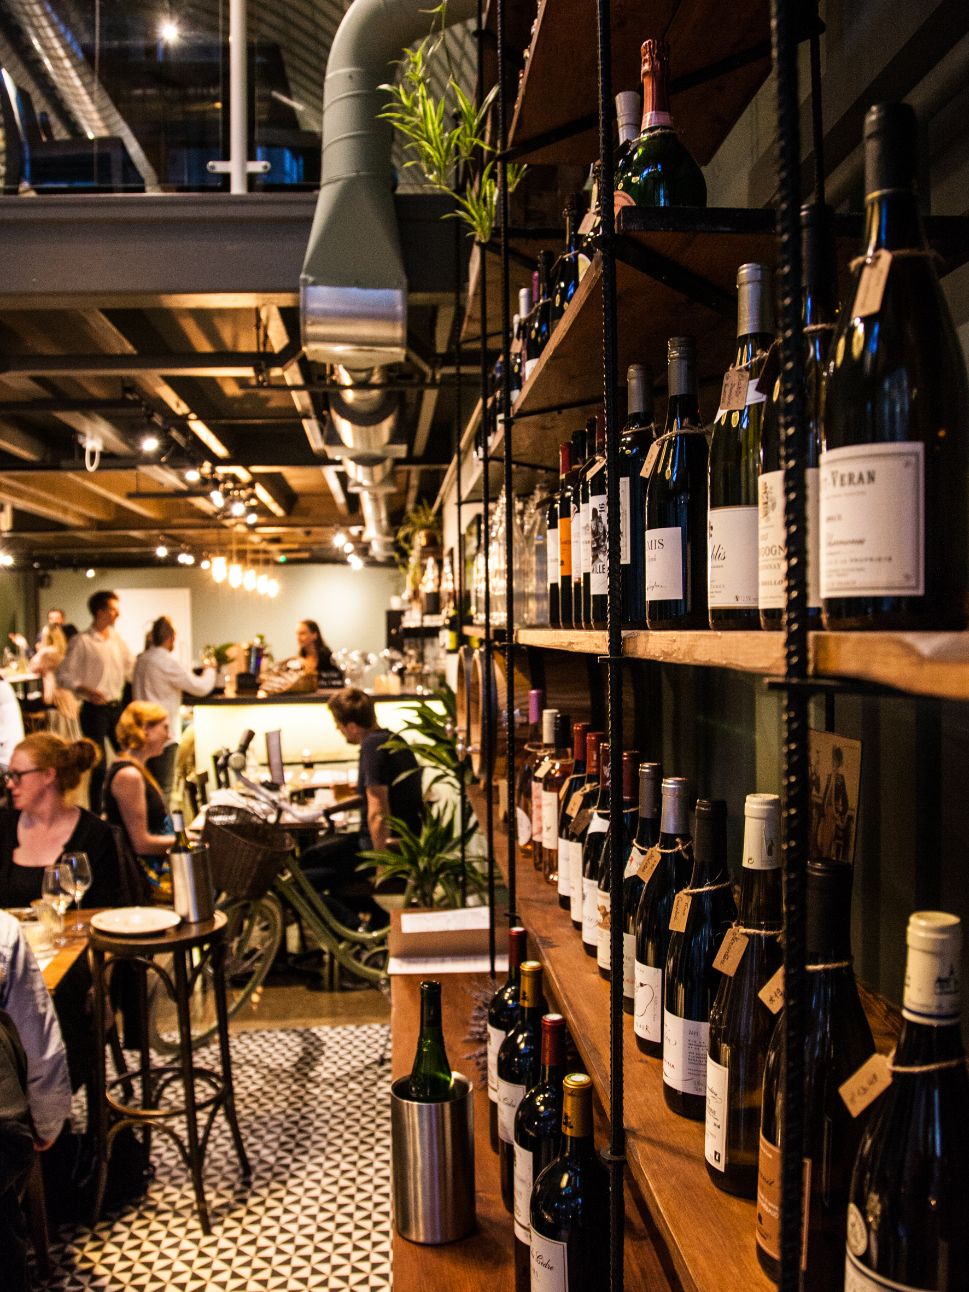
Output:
[200, 557, 211, 571]
[256, 573, 268, 595]
[333, 530, 347, 548]
[159, 19, 180, 42]
[155, 544, 169, 558]
[267, 577, 280, 598]
[243, 567, 256, 591]
[229, 498, 246, 518]
[141, 434, 161, 454]
[85, 568, 95, 578]
[246, 510, 258, 526]
[209, 487, 225, 510]
[211, 556, 227, 584]
[228, 563, 243, 588]
[343, 541, 354, 555]
[177, 551, 195, 566]
[0, 553, 14, 568]
[348, 554, 364, 571]
[184, 467, 201, 484]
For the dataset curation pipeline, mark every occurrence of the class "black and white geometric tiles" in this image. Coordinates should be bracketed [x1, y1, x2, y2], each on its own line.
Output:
[38, 1024, 393, 1291]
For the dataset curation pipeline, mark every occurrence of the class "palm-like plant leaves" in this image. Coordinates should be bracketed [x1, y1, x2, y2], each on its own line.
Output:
[358, 806, 485, 908]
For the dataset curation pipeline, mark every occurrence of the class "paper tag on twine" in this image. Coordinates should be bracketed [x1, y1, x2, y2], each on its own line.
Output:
[759, 965, 786, 1014]
[669, 890, 692, 933]
[853, 250, 893, 318]
[720, 367, 750, 412]
[636, 844, 662, 886]
[839, 1052, 892, 1119]
[577, 210, 597, 237]
[565, 789, 586, 819]
[534, 758, 552, 781]
[641, 439, 663, 480]
[713, 927, 749, 977]
[572, 807, 593, 837]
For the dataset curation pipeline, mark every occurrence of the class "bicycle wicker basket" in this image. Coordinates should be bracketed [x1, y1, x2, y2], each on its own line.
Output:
[202, 805, 294, 900]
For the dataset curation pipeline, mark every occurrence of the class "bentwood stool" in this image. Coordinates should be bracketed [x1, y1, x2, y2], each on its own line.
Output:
[88, 911, 251, 1233]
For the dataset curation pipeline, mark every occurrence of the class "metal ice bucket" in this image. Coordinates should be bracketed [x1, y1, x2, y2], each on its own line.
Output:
[171, 842, 215, 925]
[390, 1072, 475, 1244]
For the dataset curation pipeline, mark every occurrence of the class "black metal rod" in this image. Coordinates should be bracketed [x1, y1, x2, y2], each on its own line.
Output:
[809, 22, 826, 205]
[594, 0, 625, 1287]
[771, 1, 810, 1289]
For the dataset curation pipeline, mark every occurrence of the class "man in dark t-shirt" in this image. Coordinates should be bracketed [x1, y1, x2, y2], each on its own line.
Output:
[329, 689, 422, 848]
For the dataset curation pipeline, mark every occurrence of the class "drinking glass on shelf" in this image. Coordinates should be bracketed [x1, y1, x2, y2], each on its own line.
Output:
[62, 851, 92, 934]
[40, 864, 71, 947]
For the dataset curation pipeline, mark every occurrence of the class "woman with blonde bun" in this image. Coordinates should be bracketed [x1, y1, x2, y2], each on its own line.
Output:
[103, 702, 175, 889]
[0, 732, 120, 907]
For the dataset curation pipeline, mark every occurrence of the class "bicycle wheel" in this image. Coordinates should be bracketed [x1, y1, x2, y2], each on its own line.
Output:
[148, 895, 284, 1053]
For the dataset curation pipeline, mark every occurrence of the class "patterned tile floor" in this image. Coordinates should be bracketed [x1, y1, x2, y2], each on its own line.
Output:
[37, 1023, 393, 1291]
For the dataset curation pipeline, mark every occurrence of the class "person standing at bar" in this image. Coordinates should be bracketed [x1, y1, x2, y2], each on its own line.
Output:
[56, 590, 133, 811]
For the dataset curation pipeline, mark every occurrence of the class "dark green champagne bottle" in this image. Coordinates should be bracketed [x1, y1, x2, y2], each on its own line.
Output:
[487, 926, 528, 1153]
[821, 103, 969, 631]
[708, 264, 775, 629]
[408, 980, 453, 1101]
[596, 748, 639, 979]
[513, 1013, 567, 1292]
[529, 1073, 609, 1290]
[619, 364, 656, 629]
[614, 38, 706, 212]
[645, 336, 709, 629]
[621, 761, 661, 1014]
[663, 798, 737, 1120]
[846, 912, 969, 1292]
[705, 793, 782, 1196]
[497, 961, 546, 1212]
[555, 720, 589, 911]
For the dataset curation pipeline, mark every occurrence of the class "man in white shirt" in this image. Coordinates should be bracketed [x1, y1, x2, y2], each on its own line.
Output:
[57, 589, 134, 809]
[0, 677, 25, 769]
[132, 616, 216, 798]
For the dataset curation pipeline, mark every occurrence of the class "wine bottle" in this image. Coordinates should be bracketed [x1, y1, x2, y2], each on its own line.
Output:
[545, 473, 561, 629]
[525, 252, 555, 380]
[596, 748, 639, 979]
[614, 90, 642, 167]
[529, 1073, 609, 1290]
[488, 926, 528, 1152]
[663, 799, 737, 1119]
[577, 161, 600, 280]
[520, 275, 538, 381]
[498, 960, 547, 1213]
[581, 743, 610, 957]
[556, 720, 589, 911]
[540, 712, 574, 885]
[758, 204, 834, 627]
[513, 1013, 567, 1291]
[584, 416, 608, 629]
[619, 363, 656, 629]
[621, 761, 662, 1014]
[634, 775, 693, 1056]
[514, 689, 544, 854]
[574, 418, 598, 628]
[705, 792, 782, 1195]
[556, 442, 574, 629]
[709, 263, 775, 629]
[757, 858, 876, 1288]
[614, 38, 707, 211]
[821, 103, 969, 631]
[408, 980, 454, 1101]
[531, 708, 560, 869]
[511, 287, 530, 404]
[645, 336, 709, 629]
[551, 195, 582, 326]
[845, 911, 969, 1292]
[568, 731, 604, 930]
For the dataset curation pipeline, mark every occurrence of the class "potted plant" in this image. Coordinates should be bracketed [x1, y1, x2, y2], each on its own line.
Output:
[358, 805, 485, 909]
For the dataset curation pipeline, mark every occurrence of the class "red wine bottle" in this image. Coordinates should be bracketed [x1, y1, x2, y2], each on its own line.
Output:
[497, 961, 546, 1213]
[567, 731, 604, 930]
[619, 364, 656, 629]
[621, 761, 661, 1014]
[555, 720, 589, 911]
[487, 926, 528, 1152]
[580, 743, 610, 957]
[513, 1013, 567, 1292]
[580, 416, 606, 629]
[596, 748, 639, 979]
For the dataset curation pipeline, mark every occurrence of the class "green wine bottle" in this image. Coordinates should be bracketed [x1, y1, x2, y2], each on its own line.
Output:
[408, 980, 453, 1102]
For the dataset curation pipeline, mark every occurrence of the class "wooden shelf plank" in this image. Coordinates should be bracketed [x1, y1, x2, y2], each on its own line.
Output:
[518, 627, 610, 654]
[811, 631, 969, 702]
[624, 629, 784, 674]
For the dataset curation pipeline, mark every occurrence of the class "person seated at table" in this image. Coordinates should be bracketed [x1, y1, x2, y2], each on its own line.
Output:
[0, 734, 120, 909]
[102, 702, 175, 893]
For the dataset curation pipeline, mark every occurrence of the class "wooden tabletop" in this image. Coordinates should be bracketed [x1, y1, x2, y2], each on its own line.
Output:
[41, 911, 93, 994]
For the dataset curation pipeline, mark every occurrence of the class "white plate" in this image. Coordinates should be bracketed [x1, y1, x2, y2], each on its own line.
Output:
[91, 907, 182, 936]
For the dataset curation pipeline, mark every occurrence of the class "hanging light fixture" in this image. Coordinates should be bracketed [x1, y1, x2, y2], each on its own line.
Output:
[257, 572, 268, 595]
[243, 567, 256, 591]
[228, 562, 243, 588]
[211, 555, 227, 584]
[155, 543, 169, 559]
[267, 577, 280, 598]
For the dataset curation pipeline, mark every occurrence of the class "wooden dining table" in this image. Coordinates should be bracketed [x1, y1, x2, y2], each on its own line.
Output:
[40, 910, 94, 994]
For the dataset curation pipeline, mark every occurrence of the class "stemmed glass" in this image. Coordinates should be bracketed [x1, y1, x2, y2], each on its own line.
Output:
[62, 851, 92, 935]
[40, 864, 71, 947]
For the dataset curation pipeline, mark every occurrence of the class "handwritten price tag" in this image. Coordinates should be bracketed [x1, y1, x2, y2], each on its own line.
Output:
[758, 965, 786, 1014]
[636, 844, 662, 886]
[720, 367, 750, 412]
[713, 927, 749, 977]
[853, 250, 893, 318]
[669, 891, 692, 933]
[533, 759, 552, 781]
[565, 790, 586, 819]
[839, 1052, 892, 1118]
[641, 440, 662, 479]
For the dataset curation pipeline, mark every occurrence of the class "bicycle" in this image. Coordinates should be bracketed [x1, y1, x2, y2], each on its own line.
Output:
[148, 775, 389, 1052]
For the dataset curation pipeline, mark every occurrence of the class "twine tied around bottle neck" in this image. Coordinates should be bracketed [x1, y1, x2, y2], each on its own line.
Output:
[682, 879, 732, 896]
[805, 959, 853, 972]
[887, 1048, 969, 1075]
[733, 924, 782, 937]
[849, 248, 943, 271]
[802, 322, 836, 336]
[638, 838, 693, 860]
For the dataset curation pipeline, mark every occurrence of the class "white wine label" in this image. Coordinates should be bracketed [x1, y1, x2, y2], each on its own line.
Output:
[497, 1077, 526, 1144]
[624, 845, 644, 879]
[663, 1010, 709, 1096]
[580, 500, 593, 578]
[557, 838, 571, 897]
[758, 466, 821, 612]
[756, 1134, 781, 1260]
[820, 442, 924, 599]
[596, 890, 611, 969]
[515, 807, 533, 847]
[619, 476, 631, 565]
[634, 961, 662, 1043]
[530, 1232, 569, 1292]
[571, 504, 583, 580]
[704, 1056, 729, 1170]
[487, 1023, 505, 1101]
[582, 877, 599, 945]
[542, 789, 560, 851]
[645, 525, 684, 601]
[569, 841, 584, 923]
[559, 515, 572, 578]
[586, 815, 609, 838]
[846, 1203, 868, 1257]
[839, 1052, 892, 1118]
[844, 1251, 931, 1292]
[513, 1144, 533, 1245]
[589, 493, 608, 597]
[709, 506, 759, 609]
[546, 525, 559, 583]
[623, 932, 636, 999]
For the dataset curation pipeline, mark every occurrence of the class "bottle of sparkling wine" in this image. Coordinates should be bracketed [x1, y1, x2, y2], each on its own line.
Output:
[705, 793, 782, 1196]
[708, 263, 775, 629]
[614, 38, 706, 211]
[408, 980, 454, 1101]
[551, 195, 582, 326]
[556, 720, 589, 911]
[596, 748, 639, 979]
[758, 203, 835, 627]
[531, 708, 561, 869]
[846, 911, 969, 1292]
[821, 103, 969, 631]
[580, 416, 606, 629]
[663, 799, 737, 1120]
[498, 961, 547, 1212]
[581, 743, 611, 957]
[634, 775, 693, 1056]
[568, 730, 604, 929]
[540, 712, 574, 885]
[619, 363, 656, 629]
[513, 1013, 567, 1292]
[757, 857, 876, 1288]
[487, 926, 528, 1152]
[529, 1073, 609, 1290]
[557, 441, 574, 629]
[621, 761, 662, 1014]
[645, 336, 709, 629]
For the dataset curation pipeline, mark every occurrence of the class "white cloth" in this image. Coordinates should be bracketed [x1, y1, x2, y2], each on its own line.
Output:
[0, 678, 25, 769]
[57, 625, 133, 703]
[132, 647, 216, 742]
[0, 910, 72, 1143]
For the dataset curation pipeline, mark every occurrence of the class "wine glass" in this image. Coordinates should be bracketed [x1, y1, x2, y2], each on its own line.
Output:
[62, 851, 92, 935]
[40, 864, 71, 947]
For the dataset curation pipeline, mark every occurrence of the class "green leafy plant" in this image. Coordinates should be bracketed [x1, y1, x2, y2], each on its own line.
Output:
[395, 499, 442, 581]
[382, 687, 471, 795]
[358, 805, 485, 908]
[379, 2, 526, 245]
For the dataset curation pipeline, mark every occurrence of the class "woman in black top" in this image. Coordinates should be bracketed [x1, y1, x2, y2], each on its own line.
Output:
[103, 702, 175, 895]
[295, 619, 338, 676]
[0, 733, 120, 908]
